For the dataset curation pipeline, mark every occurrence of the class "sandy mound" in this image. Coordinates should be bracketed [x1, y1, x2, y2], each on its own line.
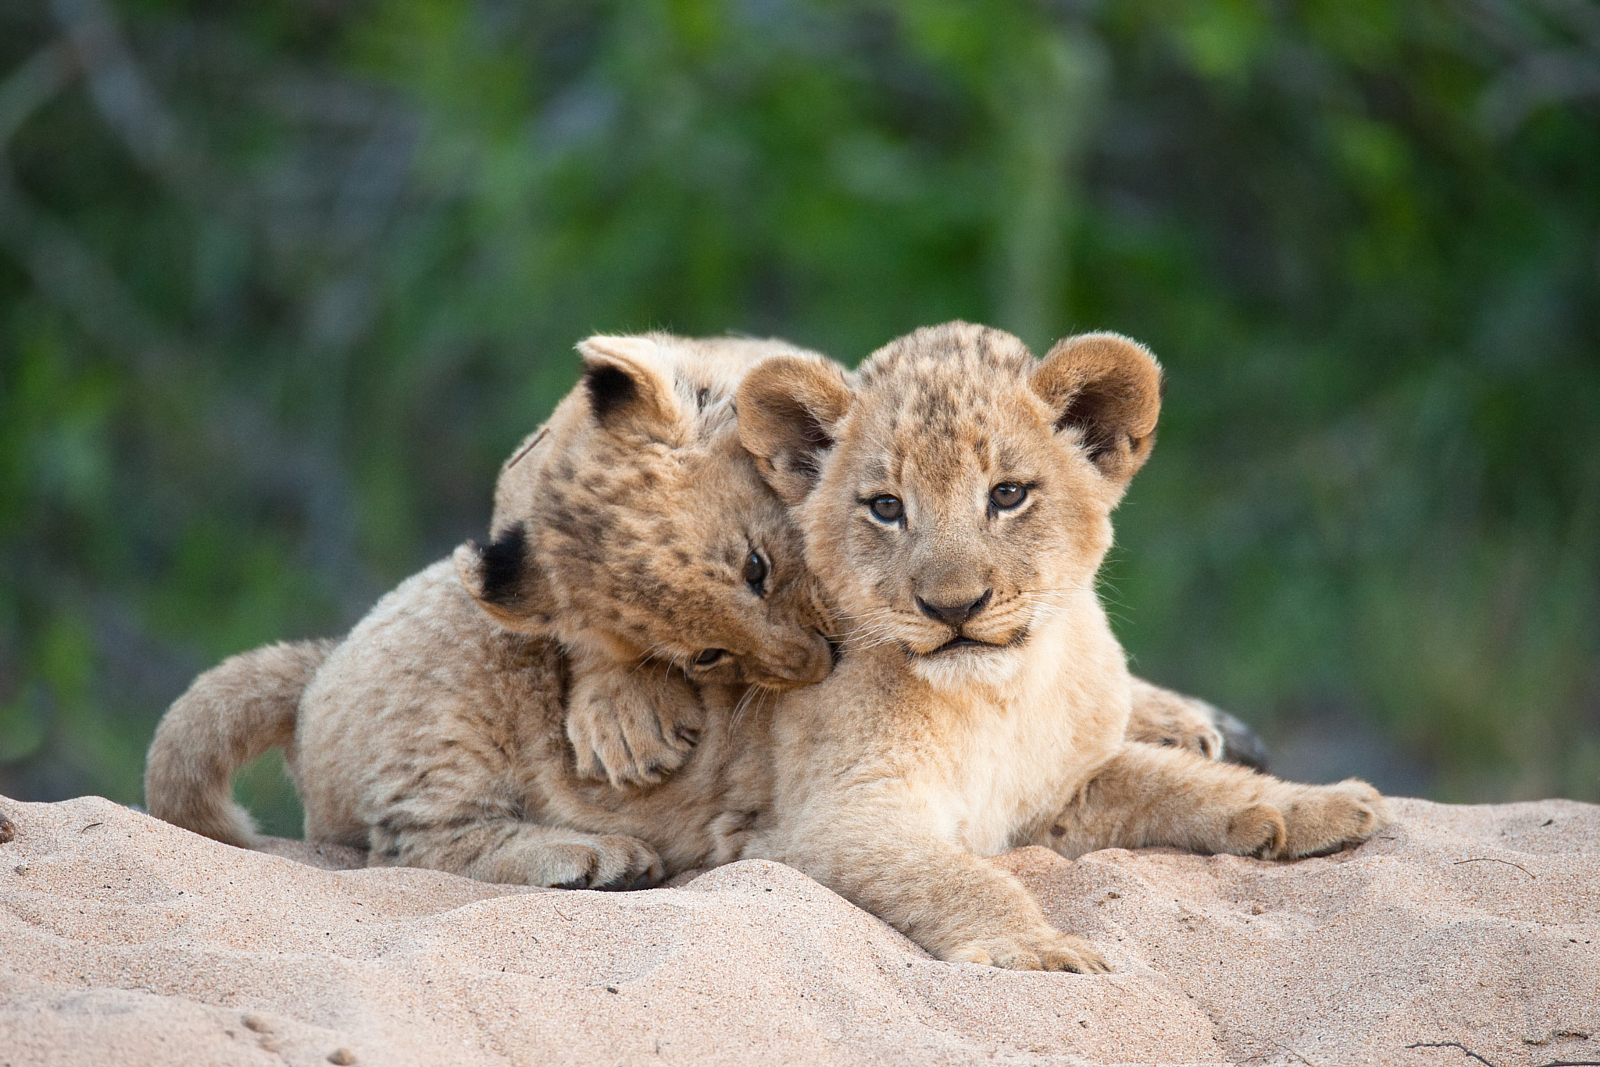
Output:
[0, 794, 1595, 1067]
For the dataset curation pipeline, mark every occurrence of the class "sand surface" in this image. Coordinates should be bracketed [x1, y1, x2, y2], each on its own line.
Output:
[0, 794, 1596, 1067]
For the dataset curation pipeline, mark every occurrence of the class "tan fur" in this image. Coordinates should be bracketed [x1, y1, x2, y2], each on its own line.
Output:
[734, 321, 1391, 971]
[282, 335, 832, 881]
[467, 331, 1223, 787]
[145, 640, 336, 847]
[292, 560, 771, 886]
[145, 334, 831, 859]
[1126, 676, 1223, 758]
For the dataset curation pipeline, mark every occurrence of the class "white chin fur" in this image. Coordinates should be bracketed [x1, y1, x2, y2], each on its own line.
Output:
[909, 646, 1025, 691]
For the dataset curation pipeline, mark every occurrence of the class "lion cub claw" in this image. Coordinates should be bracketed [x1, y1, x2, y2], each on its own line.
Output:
[567, 667, 707, 788]
[948, 931, 1110, 974]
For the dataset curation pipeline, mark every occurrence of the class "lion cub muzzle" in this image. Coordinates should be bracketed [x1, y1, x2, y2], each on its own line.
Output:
[735, 628, 834, 689]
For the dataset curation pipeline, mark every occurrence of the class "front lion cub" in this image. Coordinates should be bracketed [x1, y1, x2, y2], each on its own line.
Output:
[737, 322, 1392, 971]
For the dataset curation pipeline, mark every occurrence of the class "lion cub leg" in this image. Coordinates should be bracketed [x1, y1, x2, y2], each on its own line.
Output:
[371, 817, 665, 890]
[1041, 742, 1393, 861]
[777, 822, 1109, 973]
[565, 650, 707, 787]
[907, 847, 1111, 974]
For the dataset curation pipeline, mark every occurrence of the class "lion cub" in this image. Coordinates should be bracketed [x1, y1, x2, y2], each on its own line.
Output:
[146, 334, 836, 853]
[735, 322, 1392, 971]
[489, 338, 1236, 787]
[468, 333, 835, 787]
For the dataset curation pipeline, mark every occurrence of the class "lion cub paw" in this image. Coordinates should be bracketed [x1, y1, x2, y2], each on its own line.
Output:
[1228, 779, 1392, 860]
[1126, 681, 1224, 759]
[536, 834, 665, 891]
[1271, 779, 1393, 858]
[567, 668, 707, 788]
[946, 930, 1110, 974]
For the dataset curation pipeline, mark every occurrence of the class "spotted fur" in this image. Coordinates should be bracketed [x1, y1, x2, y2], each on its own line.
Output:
[464, 333, 837, 786]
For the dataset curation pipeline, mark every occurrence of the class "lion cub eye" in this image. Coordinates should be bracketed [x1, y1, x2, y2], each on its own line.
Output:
[990, 483, 1027, 510]
[743, 550, 768, 595]
[867, 495, 904, 523]
[693, 648, 728, 667]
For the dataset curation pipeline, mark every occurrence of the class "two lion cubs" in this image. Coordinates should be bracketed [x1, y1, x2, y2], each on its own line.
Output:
[148, 322, 1390, 971]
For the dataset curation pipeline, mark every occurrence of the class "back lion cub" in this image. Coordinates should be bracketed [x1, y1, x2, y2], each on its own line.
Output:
[147, 334, 836, 856]
[736, 322, 1391, 971]
[469, 333, 836, 787]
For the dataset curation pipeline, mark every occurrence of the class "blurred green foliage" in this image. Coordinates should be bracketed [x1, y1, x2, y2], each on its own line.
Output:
[1, 0, 1596, 835]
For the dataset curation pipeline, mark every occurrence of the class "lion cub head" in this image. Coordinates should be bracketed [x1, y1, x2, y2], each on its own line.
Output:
[737, 321, 1161, 691]
[456, 333, 835, 692]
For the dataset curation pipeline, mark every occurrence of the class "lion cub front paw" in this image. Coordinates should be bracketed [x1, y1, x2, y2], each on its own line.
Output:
[538, 834, 665, 890]
[1234, 779, 1392, 860]
[1273, 779, 1393, 858]
[567, 668, 707, 788]
[946, 930, 1110, 973]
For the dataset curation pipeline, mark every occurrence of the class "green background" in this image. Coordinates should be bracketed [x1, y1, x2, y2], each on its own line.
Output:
[2, 0, 1597, 836]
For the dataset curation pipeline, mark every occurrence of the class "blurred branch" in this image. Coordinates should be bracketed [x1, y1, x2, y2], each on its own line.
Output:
[0, 37, 79, 148]
[0, 164, 177, 374]
[991, 27, 1105, 350]
[0, 151, 363, 585]
[0, 40, 177, 373]
[1465, 0, 1600, 133]
[0, 42, 363, 611]
[1531, 0, 1600, 52]
[48, 0, 221, 199]
[1480, 50, 1600, 132]
[0, 5, 394, 609]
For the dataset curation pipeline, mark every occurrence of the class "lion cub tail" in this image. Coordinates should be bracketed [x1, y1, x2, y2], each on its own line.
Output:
[144, 639, 335, 848]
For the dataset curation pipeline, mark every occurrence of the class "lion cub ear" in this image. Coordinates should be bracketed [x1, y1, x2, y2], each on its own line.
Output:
[454, 524, 556, 633]
[1031, 332, 1163, 486]
[577, 334, 686, 444]
[736, 355, 853, 505]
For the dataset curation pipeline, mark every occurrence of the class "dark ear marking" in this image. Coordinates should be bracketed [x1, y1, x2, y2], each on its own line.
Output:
[584, 363, 638, 423]
[1032, 332, 1163, 487]
[576, 335, 685, 442]
[793, 416, 835, 479]
[454, 525, 553, 633]
[1054, 389, 1119, 462]
[736, 355, 853, 505]
[475, 523, 528, 606]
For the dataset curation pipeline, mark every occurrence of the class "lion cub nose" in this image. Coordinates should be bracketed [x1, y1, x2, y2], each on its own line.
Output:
[916, 590, 993, 629]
